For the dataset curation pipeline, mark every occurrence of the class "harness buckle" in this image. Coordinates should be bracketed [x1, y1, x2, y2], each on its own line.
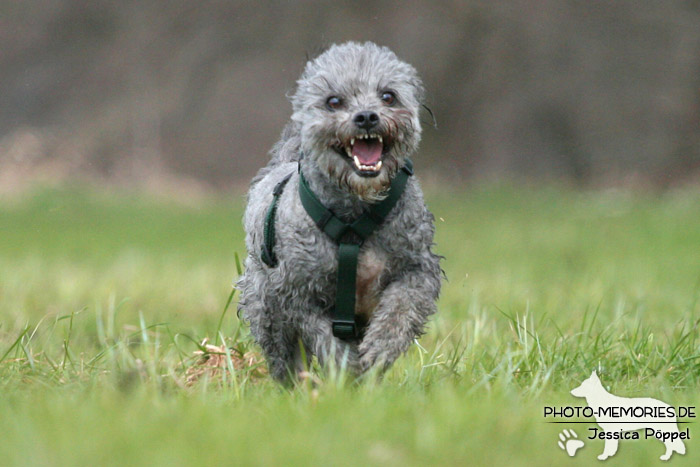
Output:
[332, 319, 358, 339]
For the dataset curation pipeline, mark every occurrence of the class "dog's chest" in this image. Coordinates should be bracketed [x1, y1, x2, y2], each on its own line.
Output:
[354, 247, 387, 320]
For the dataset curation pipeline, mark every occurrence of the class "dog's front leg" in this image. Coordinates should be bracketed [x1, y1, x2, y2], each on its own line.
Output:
[299, 312, 361, 375]
[358, 261, 440, 372]
[598, 437, 619, 460]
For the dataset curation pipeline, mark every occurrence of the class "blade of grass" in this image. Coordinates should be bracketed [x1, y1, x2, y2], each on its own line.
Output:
[0, 325, 30, 365]
[215, 286, 236, 345]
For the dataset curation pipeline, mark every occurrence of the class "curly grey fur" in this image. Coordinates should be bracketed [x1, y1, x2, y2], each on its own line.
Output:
[237, 42, 441, 383]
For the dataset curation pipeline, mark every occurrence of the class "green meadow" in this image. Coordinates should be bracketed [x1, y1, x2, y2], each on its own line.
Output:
[1, 184, 699, 466]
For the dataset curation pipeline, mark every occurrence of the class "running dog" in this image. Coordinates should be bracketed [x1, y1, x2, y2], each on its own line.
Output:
[237, 42, 441, 383]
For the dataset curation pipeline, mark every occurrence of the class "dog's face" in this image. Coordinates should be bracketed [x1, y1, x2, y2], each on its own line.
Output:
[570, 370, 603, 397]
[291, 42, 425, 200]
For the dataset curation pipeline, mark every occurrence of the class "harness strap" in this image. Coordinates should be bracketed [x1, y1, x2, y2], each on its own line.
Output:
[333, 243, 360, 337]
[298, 160, 413, 339]
[260, 172, 293, 267]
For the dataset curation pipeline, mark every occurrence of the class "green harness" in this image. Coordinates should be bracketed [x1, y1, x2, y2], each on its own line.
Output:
[261, 160, 413, 340]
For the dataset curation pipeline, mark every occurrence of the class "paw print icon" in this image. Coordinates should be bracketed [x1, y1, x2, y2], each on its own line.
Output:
[558, 429, 585, 457]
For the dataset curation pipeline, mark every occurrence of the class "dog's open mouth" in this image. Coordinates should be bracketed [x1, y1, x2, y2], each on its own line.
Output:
[333, 134, 389, 177]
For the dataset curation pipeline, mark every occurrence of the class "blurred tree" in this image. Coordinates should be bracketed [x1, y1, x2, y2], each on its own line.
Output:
[0, 0, 699, 187]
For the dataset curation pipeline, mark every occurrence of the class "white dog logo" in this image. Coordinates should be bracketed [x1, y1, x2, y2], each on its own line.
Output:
[570, 371, 686, 461]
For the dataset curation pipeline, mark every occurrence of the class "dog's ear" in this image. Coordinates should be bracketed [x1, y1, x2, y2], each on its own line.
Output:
[421, 104, 438, 129]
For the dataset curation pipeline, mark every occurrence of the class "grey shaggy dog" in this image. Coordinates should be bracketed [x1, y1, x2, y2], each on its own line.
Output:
[237, 41, 441, 383]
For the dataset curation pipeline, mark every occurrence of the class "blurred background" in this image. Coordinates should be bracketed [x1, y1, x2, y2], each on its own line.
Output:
[1, 0, 699, 192]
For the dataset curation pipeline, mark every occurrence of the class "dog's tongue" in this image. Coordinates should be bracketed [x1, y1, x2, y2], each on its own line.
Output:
[352, 139, 383, 165]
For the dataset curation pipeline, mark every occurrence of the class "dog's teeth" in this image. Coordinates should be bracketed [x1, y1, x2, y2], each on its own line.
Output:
[378, 135, 383, 143]
[357, 163, 380, 172]
[350, 137, 355, 146]
[353, 155, 361, 168]
[346, 147, 353, 158]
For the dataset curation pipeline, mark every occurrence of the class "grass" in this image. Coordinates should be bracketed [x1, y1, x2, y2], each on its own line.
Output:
[1, 183, 699, 465]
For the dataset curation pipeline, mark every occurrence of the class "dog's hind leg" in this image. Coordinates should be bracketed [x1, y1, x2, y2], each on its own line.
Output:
[673, 436, 687, 456]
[660, 445, 672, 461]
[660, 435, 686, 460]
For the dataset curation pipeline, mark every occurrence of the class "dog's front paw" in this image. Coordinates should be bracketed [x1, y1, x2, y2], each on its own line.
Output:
[358, 343, 397, 373]
[359, 352, 376, 373]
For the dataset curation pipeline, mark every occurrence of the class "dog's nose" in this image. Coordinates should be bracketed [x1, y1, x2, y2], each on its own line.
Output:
[353, 111, 380, 130]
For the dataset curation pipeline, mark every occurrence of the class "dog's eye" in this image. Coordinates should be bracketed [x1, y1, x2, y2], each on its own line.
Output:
[380, 91, 396, 106]
[326, 96, 343, 110]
